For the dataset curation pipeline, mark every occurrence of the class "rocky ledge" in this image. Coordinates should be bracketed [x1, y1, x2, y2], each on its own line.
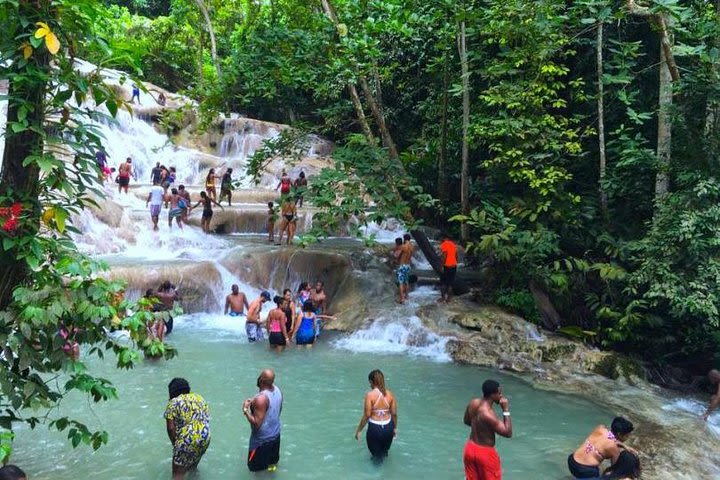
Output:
[414, 296, 718, 480]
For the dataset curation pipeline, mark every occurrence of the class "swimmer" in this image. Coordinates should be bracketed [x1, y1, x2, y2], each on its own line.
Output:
[702, 369, 720, 421]
[246, 291, 271, 342]
[225, 284, 250, 317]
[266, 296, 290, 351]
[463, 379, 512, 480]
[354, 369, 397, 461]
[291, 301, 335, 348]
[568, 417, 635, 479]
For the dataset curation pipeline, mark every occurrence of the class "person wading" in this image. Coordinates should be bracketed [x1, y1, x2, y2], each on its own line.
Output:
[354, 369, 398, 461]
[463, 379, 513, 480]
[243, 369, 283, 472]
[246, 291, 271, 342]
[146, 181, 164, 231]
[225, 284, 249, 317]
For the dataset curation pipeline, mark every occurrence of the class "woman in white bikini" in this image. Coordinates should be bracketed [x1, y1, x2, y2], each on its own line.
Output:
[354, 369, 398, 461]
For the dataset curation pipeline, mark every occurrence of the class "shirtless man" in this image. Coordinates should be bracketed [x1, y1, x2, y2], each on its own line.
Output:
[178, 185, 191, 224]
[165, 188, 184, 230]
[702, 369, 720, 421]
[396, 233, 414, 303]
[463, 380, 512, 480]
[311, 281, 328, 337]
[156, 281, 178, 334]
[246, 291, 271, 342]
[117, 157, 135, 194]
[225, 284, 250, 317]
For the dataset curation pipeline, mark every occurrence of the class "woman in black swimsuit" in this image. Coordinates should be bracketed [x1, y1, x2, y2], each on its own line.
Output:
[276, 200, 297, 245]
[190, 191, 224, 234]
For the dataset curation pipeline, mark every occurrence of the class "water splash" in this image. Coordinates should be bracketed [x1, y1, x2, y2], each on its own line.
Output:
[662, 398, 720, 437]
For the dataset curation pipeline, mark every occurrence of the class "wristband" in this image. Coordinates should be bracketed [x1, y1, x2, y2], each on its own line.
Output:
[503, 412, 511, 416]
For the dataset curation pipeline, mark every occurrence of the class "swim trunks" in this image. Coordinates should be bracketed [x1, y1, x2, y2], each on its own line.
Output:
[396, 264, 411, 285]
[150, 204, 161, 217]
[169, 207, 183, 219]
[567, 454, 600, 479]
[202, 210, 213, 220]
[246, 322, 264, 342]
[229, 311, 245, 317]
[268, 332, 286, 346]
[118, 175, 129, 187]
[248, 436, 280, 472]
[463, 441, 501, 480]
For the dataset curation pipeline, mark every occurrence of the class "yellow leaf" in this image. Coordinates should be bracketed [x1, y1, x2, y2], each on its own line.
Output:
[18, 42, 33, 59]
[45, 32, 60, 55]
[34, 22, 50, 39]
[41, 207, 54, 225]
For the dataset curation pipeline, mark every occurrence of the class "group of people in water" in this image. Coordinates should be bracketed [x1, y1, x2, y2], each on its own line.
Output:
[224, 281, 333, 347]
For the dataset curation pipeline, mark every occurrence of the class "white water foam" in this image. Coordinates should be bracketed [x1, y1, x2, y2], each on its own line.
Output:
[662, 398, 720, 437]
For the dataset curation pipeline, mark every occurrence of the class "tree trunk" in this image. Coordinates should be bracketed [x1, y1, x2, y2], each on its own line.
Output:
[438, 54, 450, 203]
[359, 76, 398, 159]
[529, 280, 562, 331]
[625, 2, 680, 82]
[655, 41, 673, 199]
[597, 22, 608, 216]
[706, 0, 720, 162]
[194, 0, 222, 78]
[0, 59, 48, 310]
[458, 20, 470, 243]
[320, 0, 374, 142]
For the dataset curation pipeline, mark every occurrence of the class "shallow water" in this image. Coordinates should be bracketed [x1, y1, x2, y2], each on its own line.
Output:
[13, 314, 611, 480]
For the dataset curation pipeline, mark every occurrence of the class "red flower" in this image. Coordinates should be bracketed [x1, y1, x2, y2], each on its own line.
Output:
[0, 208, 8, 217]
[10, 203, 21, 217]
[2, 217, 18, 232]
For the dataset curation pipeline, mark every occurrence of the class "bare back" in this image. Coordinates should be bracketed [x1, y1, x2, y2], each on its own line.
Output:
[398, 242, 413, 265]
[465, 399, 499, 447]
[365, 388, 395, 422]
[247, 299, 262, 323]
[572, 425, 621, 466]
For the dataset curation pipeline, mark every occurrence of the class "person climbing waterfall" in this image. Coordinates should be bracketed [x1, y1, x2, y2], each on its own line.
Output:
[702, 369, 720, 421]
[243, 369, 283, 472]
[131, 83, 140, 103]
[568, 417, 635, 479]
[293, 171, 307, 207]
[178, 185, 191, 225]
[146, 181, 165, 231]
[205, 168, 221, 201]
[225, 284, 250, 317]
[463, 379, 512, 480]
[164, 378, 211, 480]
[439, 232, 459, 304]
[396, 233, 414, 304]
[156, 280, 179, 334]
[150, 162, 163, 185]
[220, 168, 234, 206]
[354, 369, 398, 461]
[117, 157, 135, 194]
[190, 191, 224, 234]
[166, 188, 185, 230]
[267, 202, 277, 243]
[275, 169, 292, 196]
[276, 199, 297, 246]
[266, 296, 290, 351]
[246, 291, 271, 342]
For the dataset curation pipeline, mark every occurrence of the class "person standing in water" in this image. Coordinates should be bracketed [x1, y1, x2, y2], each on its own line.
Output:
[220, 168, 234, 206]
[190, 191, 224, 234]
[568, 417, 635, 479]
[117, 157, 135, 194]
[156, 280, 178, 334]
[354, 369, 398, 460]
[439, 232, 459, 304]
[282, 289, 296, 334]
[146, 181, 165, 231]
[178, 185, 191, 225]
[225, 284, 249, 317]
[292, 301, 334, 348]
[243, 369, 283, 472]
[276, 169, 292, 196]
[311, 280, 327, 337]
[246, 291, 271, 342]
[150, 162, 163, 185]
[293, 171, 307, 207]
[267, 202, 277, 243]
[205, 168, 221, 201]
[463, 379, 512, 480]
[396, 233, 414, 303]
[131, 83, 140, 103]
[166, 188, 185, 230]
[164, 378, 211, 480]
[276, 199, 297, 246]
[266, 296, 291, 351]
[702, 369, 720, 421]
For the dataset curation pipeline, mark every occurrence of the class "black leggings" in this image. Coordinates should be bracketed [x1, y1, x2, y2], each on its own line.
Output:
[366, 420, 394, 458]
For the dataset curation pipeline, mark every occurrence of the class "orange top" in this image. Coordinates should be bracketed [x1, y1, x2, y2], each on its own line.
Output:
[440, 239, 458, 267]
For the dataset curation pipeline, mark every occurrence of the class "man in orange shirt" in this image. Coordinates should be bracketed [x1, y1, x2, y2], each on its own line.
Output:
[439, 232, 458, 303]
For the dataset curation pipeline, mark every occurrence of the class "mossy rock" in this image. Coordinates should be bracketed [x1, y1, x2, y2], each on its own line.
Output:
[592, 353, 644, 383]
[540, 343, 577, 362]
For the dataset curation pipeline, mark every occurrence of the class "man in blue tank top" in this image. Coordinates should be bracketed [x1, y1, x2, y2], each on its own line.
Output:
[243, 369, 283, 472]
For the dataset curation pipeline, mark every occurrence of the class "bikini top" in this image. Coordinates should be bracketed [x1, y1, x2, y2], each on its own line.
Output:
[584, 429, 617, 459]
[371, 388, 391, 416]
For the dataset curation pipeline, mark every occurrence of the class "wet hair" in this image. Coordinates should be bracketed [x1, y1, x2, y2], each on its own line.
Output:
[603, 450, 641, 479]
[610, 417, 634, 437]
[297, 282, 308, 294]
[395, 237, 402, 246]
[170, 166, 176, 172]
[302, 301, 315, 313]
[369, 369, 386, 395]
[0, 465, 27, 480]
[268, 201, 274, 208]
[299, 171, 305, 178]
[231, 284, 239, 292]
[168, 377, 190, 399]
[171, 188, 178, 195]
[126, 157, 132, 162]
[179, 184, 185, 190]
[227, 168, 233, 174]
[403, 233, 411, 241]
[159, 280, 172, 291]
[482, 379, 500, 398]
[273, 295, 283, 307]
[208, 168, 215, 175]
[283, 288, 291, 296]
[200, 191, 208, 199]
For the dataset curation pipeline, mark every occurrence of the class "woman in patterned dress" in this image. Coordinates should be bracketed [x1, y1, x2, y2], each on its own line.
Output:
[164, 378, 211, 479]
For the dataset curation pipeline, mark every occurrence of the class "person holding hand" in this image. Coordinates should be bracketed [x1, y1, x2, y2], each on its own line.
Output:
[462, 379, 513, 480]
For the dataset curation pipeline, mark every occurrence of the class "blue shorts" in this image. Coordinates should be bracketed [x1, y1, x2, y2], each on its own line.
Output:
[246, 323, 264, 342]
[229, 311, 245, 317]
[396, 264, 411, 284]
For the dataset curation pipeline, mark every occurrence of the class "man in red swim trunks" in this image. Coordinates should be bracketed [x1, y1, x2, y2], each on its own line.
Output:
[462, 379, 513, 480]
